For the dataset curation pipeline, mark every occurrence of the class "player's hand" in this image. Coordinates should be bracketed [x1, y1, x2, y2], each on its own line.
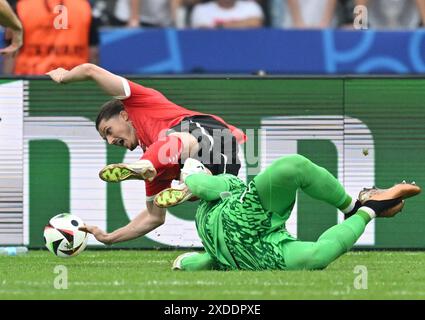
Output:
[46, 68, 69, 84]
[79, 225, 112, 245]
[0, 28, 23, 56]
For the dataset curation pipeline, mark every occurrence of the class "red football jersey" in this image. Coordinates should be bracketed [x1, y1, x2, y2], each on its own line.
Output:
[120, 80, 246, 198]
[122, 81, 202, 149]
[121, 80, 246, 148]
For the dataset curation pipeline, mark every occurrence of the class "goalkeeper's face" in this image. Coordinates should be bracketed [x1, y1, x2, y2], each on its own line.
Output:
[98, 111, 139, 151]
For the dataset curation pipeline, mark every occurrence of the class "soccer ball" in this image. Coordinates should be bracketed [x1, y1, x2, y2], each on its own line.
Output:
[44, 213, 88, 258]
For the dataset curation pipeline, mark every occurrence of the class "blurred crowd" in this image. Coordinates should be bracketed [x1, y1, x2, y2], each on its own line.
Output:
[89, 0, 425, 29]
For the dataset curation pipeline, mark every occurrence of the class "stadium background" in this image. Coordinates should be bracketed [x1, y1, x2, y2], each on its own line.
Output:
[3, 28, 425, 74]
[1, 2, 425, 250]
[0, 76, 424, 249]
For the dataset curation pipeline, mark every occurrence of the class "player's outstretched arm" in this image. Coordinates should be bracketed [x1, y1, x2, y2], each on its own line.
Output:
[79, 203, 166, 245]
[46, 63, 127, 98]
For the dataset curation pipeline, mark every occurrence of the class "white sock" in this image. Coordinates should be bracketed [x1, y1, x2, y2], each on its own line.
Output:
[359, 206, 376, 219]
[181, 158, 207, 183]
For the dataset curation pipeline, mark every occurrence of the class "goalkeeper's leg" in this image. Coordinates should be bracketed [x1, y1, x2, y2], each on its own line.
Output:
[281, 210, 372, 270]
[154, 159, 228, 207]
[253, 154, 359, 216]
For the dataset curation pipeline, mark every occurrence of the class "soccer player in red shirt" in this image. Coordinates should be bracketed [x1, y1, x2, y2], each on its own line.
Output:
[46, 63, 246, 245]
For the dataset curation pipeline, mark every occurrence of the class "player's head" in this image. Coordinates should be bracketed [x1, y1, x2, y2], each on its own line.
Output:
[96, 99, 139, 150]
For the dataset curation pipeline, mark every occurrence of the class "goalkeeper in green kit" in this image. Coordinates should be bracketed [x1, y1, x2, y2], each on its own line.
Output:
[154, 155, 421, 271]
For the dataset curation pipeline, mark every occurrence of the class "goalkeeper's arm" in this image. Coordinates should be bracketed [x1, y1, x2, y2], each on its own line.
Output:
[185, 173, 231, 202]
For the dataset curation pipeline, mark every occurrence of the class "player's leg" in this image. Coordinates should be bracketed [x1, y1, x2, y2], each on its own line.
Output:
[281, 183, 421, 270]
[282, 210, 370, 270]
[253, 154, 359, 217]
[185, 173, 230, 201]
[99, 160, 158, 182]
[172, 251, 222, 271]
[155, 116, 242, 207]
[99, 134, 187, 182]
[182, 116, 241, 178]
[155, 168, 229, 207]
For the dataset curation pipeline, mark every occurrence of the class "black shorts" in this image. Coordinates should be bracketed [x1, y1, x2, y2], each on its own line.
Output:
[166, 115, 241, 176]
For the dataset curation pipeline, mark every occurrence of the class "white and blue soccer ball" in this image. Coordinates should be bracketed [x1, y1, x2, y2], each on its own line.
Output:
[43, 213, 88, 258]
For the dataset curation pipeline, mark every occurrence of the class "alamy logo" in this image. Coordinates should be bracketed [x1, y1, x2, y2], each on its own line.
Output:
[53, 265, 68, 289]
[54, 5, 68, 30]
[353, 5, 368, 30]
[353, 265, 368, 290]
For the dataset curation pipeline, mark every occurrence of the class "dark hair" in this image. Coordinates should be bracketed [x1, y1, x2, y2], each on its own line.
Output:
[95, 99, 125, 131]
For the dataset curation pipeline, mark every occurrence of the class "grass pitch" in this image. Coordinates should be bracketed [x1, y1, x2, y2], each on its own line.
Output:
[0, 250, 424, 300]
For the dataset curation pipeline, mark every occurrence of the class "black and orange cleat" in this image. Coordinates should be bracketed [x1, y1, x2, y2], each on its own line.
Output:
[358, 181, 421, 217]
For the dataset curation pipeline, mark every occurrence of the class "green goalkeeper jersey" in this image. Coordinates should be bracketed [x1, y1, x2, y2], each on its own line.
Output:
[195, 174, 297, 271]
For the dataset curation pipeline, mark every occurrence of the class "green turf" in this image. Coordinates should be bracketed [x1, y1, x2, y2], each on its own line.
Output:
[1, 250, 425, 299]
